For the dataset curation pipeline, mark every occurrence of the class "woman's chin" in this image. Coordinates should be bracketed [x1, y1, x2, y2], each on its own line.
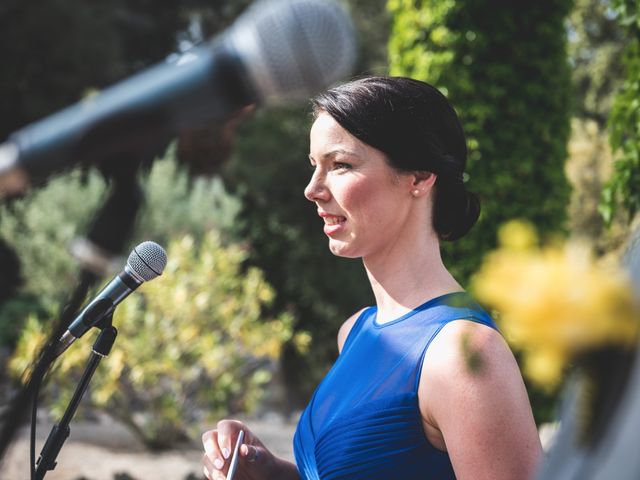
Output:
[328, 239, 360, 258]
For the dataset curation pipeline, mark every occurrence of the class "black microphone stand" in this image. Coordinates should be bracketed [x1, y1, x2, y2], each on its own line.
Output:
[34, 314, 117, 480]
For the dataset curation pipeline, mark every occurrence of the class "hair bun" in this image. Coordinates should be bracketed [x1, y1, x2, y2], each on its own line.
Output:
[434, 186, 480, 241]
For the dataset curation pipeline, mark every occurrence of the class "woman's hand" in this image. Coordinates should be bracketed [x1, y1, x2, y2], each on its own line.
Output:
[202, 419, 299, 480]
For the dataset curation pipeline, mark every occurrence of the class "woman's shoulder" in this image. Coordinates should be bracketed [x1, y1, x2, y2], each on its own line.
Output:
[420, 321, 528, 425]
[420, 319, 514, 393]
[337, 307, 369, 353]
[418, 319, 542, 478]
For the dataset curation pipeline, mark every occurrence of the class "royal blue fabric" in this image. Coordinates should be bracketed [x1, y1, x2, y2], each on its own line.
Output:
[293, 292, 497, 480]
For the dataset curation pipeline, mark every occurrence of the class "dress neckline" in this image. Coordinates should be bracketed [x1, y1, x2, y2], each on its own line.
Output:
[372, 291, 468, 328]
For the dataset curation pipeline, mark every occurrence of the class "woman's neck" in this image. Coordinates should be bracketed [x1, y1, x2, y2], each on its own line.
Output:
[363, 232, 463, 324]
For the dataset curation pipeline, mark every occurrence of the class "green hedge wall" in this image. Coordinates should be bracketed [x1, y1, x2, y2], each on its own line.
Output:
[388, 0, 573, 282]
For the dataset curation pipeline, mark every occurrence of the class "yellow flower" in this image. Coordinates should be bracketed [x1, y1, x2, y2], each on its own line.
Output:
[525, 349, 566, 389]
[472, 221, 640, 389]
[497, 220, 538, 251]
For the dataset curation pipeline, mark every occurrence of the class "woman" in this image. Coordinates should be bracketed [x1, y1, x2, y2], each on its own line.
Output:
[202, 76, 542, 480]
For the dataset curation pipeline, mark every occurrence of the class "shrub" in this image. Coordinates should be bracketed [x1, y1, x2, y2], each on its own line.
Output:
[11, 230, 296, 449]
[3, 152, 296, 448]
[0, 152, 242, 347]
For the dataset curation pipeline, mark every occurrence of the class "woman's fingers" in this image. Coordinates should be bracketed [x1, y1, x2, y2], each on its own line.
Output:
[202, 429, 228, 477]
[215, 419, 245, 461]
[203, 453, 226, 480]
[202, 420, 274, 479]
[203, 420, 253, 479]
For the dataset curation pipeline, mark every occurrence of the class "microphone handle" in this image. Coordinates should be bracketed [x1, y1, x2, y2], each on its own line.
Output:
[56, 270, 141, 357]
[56, 298, 113, 357]
[8, 40, 255, 185]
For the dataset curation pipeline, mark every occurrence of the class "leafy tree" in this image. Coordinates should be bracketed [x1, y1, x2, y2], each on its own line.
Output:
[0, 171, 106, 327]
[135, 152, 242, 246]
[568, 0, 626, 127]
[566, 118, 615, 243]
[600, 0, 640, 225]
[564, 0, 627, 250]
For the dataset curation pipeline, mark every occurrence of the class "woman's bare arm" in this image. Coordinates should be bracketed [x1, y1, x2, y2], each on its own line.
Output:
[419, 320, 542, 480]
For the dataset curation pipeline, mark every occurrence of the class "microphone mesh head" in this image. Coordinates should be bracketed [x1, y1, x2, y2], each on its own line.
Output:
[127, 241, 167, 282]
[229, 0, 357, 102]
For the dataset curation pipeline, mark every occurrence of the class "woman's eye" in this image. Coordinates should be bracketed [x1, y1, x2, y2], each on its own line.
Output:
[333, 162, 352, 170]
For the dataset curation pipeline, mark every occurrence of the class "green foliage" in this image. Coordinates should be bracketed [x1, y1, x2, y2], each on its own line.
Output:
[568, 0, 626, 126]
[0, 170, 108, 348]
[388, 0, 573, 282]
[388, 0, 573, 424]
[11, 231, 295, 449]
[565, 1, 628, 251]
[600, 0, 640, 225]
[0, 153, 242, 348]
[3, 150, 292, 449]
[135, 152, 242, 246]
[344, 0, 392, 74]
[0, 172, 106, 312]
[0, 296, 49, 349]
[565, 119, 615, 247]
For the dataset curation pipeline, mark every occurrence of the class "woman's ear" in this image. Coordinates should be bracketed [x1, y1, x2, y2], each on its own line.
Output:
[410, 171, 437, 197]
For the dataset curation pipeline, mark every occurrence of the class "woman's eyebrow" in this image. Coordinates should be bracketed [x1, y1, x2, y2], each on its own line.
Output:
[309, 149, 359, 161]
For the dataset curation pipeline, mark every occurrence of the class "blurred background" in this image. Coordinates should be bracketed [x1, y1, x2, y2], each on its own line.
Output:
[0, 0, 639, 478]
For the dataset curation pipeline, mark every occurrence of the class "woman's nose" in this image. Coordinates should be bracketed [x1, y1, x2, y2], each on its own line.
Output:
[304, 170, 330, 202]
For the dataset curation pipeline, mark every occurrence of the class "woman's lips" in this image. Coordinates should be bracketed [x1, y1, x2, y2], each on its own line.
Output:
[319, 212, 347, 236]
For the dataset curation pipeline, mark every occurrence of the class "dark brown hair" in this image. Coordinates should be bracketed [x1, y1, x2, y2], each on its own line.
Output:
[312, 76, 480, 241]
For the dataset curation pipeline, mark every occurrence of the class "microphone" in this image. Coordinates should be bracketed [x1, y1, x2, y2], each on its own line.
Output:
[0, 0, 357, 196]
[57, 241, 167, 356]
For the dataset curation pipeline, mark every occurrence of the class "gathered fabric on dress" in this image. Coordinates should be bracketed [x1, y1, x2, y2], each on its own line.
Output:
[293, 292, 498, 480]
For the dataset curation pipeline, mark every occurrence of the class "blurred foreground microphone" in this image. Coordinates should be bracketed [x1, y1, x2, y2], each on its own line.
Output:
[0, 0, 357, 196]
[57, 241, 167, 356]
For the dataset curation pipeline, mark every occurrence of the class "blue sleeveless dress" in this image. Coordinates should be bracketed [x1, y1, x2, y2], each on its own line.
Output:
[293, 292, 497, 480]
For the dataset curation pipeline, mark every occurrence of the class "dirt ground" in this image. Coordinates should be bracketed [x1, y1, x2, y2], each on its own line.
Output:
[0, 414, 297, 480]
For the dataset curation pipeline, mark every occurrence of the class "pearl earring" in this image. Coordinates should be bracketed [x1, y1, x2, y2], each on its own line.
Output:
[412, 189, 420, 196]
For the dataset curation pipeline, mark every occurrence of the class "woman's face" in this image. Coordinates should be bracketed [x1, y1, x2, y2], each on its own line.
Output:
[305, 113, 418, 259]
